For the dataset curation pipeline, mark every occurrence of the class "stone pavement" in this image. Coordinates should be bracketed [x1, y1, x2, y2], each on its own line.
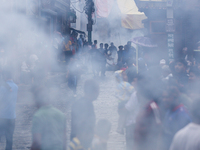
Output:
[0, 71, 125, 150]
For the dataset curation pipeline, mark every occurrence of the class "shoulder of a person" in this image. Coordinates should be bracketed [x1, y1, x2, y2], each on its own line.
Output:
[51, 106, 65, 116]
[173, 123, 191, 139]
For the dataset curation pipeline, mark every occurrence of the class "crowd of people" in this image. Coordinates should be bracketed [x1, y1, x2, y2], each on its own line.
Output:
[1, 28, 200, 150]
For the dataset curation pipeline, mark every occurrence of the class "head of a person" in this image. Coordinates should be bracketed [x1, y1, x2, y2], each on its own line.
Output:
[118, 45, 123, 51]
[84, 79, 99, 101]
[80, 34, 83, 38]
[127, 41, 132, 47]
[75, 32, 78, 38]
[189, 67, 200, 82]
[104, 43, 108, 49]
[137, 77, 162, 103]
[110, 42, 114, 46]
[94, 40, 97, 45]
[160, 59, 166, 67]
[182, 47, 188, 54]
[2, 70, 12, 81]
[122, 71, 128, 82]
[124, 45, 128, 51]
[32, 84, 49, 108]
[174, 59, 187, 74]
[100, 43, 103, 48]
[162, 65, 171, 78]
[162, 86, 180, 109]
[95, 119, 111, 140]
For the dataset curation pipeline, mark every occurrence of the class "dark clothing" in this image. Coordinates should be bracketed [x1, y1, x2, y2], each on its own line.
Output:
[134, 101, 161, 150]
[123, 47, 136, 64]
[0, 119, 15, 150]
[68, 75, 77, 94]
[125, 65, 137, 83]
[117, 50, 124, 63]
[163, 104, 191, 150]
[109, 45, 117, 52]
[173, 73, 189, 92]
[71, 98, 96, 149]
[64, 51, 73, 63]
[98, 48, 107, 63]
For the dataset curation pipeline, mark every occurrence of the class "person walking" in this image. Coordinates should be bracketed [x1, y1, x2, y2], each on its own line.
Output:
[70, 79, 99, 149]
[0, 70, 18, 150]
[98, 43, 107, 77]
[31, 85, 66, 150]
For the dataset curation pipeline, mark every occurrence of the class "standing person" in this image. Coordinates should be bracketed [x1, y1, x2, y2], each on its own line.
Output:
[117, 46, 124, 62]
[93, 40, 98, 49]
[98, 43, 107, 77]
[123, 42, 135, 65]
[98, 43, 104, 54]
[67, 56, 80, 97]
[173, 59, 189, 91]
[91, 119, 111, 150]
[125, 90, 139, 150]
[90, 45, 100, 77]
[78, 34, 84, 54]
[170, 99, 200, 150]
[133, 76, 162, 150]
[162, 86, 191, 150]
[109, 42, 117, 52]
[115, 70, 134, 134]
[70, 31, 78, 55]
[123, 74, 139, 150]
[70, 79, 99, 150]
[125, 59, 137, 84]
[104, 43, 109, 55]
[106, 47, 118, 70]
[63, 35, 72, 63]
[0, 70, 18, 150]
[31, 85, 66, 150]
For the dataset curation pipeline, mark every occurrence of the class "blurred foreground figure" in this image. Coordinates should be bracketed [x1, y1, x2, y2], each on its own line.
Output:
[91, 119, 111, 150]
[0, 70, 18, 150]
[31, 85, 66, 150]
[162, 86, 191, 150]
[115, 70, 134, 134]
[70, 79, 99, 150]
[133, 77, 162, 150]
[170, 99, 200, 150]
[67, 56, 79, 97]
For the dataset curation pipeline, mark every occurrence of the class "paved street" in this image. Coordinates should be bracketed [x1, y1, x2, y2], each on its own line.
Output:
[0, 71, 125, 150]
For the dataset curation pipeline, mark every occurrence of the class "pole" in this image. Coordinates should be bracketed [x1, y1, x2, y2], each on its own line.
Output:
[87, 12, 92, 45]
[85, 0, 94, 45]
[166, 0, 175, 63]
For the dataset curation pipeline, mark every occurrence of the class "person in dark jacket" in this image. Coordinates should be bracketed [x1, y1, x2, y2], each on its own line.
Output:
[162, 86, 191, 150]
[70, 79, 99, 149]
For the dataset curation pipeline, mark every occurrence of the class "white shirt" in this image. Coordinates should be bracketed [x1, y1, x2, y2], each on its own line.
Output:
[170, 123, 200, 150]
